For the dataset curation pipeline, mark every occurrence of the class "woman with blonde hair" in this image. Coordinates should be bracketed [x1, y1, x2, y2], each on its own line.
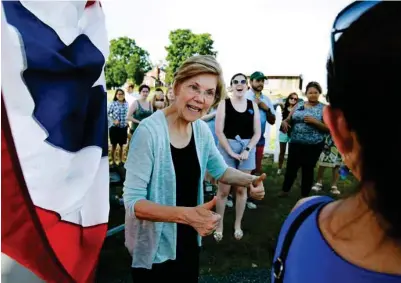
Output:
[152, 88, 167, 110]
[165, 86, 175, 106]
[123, 55, 266, 282]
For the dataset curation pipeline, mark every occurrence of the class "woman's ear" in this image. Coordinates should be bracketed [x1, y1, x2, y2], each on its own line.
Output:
[323, 106, 353, 156]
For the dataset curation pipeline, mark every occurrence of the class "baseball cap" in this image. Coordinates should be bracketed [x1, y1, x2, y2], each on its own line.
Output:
[250, 71, 267, 80]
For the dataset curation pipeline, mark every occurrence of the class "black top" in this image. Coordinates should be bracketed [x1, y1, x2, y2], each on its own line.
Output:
[280, 107, 292, 135]
[223, 98, 255, 139]
[170, 129, 200, 259]
[282, 107, 291, 121]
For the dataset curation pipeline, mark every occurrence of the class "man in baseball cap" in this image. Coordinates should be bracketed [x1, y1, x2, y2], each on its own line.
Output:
[250, 71, 267, 81]
[245, 71, 276, 209]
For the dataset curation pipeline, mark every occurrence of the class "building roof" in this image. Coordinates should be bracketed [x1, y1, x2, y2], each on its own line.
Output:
[246, 74, 303, 79]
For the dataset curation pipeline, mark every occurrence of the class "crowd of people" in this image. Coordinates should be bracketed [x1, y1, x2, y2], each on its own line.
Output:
[105, 2, 401, 282]
[108, 73, 344, 203]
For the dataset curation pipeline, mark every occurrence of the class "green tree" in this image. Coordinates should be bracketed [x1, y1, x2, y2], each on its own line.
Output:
[105, 37, 152, 88]
[165, 29, 217, 83]
[105, 59, 127, 89]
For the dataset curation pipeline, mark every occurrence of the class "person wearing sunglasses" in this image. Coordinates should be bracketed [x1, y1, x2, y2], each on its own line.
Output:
[214, 73, 262, 241]
[152, 88, 167, 110]
[165, 86, 175, 106]
[277, 92, 299, 175]
[245, 71, 276, 209]
[272, 2, 401, 283]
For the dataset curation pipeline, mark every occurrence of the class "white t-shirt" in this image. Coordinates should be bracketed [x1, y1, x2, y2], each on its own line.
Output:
[125, 92, 140, 108]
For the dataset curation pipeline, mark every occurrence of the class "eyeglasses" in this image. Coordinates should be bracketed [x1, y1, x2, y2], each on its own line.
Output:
[232, 79, 247, 85]
[186, 84, 216, 99]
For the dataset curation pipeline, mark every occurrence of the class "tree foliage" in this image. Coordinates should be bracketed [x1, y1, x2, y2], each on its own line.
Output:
[165, 29, 217, 83]
[105, 37, 152, 89]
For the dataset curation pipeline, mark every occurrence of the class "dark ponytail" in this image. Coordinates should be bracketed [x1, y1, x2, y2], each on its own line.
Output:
[327, 2, 401, 241]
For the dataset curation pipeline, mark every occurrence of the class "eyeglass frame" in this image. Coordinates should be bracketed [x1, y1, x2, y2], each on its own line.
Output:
[232, 79, 247, 85]
[184, 83, 216, 100]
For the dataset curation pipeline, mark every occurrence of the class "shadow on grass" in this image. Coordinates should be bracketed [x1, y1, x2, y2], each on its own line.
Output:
[96, 155, 358, 283]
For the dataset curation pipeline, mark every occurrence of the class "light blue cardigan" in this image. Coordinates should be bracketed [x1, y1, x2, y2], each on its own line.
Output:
[123, 110, 228, 269]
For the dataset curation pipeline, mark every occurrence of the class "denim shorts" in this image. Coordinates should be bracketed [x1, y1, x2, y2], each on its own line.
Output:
[218, 136, 256, 171]
[279, 131, 290, 143]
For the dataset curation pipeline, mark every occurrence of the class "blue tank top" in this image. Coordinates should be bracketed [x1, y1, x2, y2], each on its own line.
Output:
[272, 196, 401, 283]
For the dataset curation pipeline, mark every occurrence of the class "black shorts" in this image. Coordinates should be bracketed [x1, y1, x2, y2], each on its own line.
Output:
[109, 126, 128, 146]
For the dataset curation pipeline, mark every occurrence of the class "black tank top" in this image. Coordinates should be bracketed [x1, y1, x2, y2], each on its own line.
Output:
[170, 129, 199, 258]
[223, 98, 255, 139]
[282, 107, 290, 121]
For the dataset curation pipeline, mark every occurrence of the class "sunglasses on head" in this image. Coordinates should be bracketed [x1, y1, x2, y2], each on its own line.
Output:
[326, 1, 381, 105]
[329, 1, 378, 78]
[233, 79, 247, 85]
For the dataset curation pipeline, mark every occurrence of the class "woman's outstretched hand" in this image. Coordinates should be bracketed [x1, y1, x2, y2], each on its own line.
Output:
[184, 197, 221, 237]
[250, 173, 266, 200]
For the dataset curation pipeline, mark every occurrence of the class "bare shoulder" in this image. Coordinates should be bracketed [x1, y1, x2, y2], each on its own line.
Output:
[218, 99, 226, 108]
[291, 196, 322, 213]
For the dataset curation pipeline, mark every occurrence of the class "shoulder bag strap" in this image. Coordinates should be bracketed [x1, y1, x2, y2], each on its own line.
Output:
[272, 201, 324, 283]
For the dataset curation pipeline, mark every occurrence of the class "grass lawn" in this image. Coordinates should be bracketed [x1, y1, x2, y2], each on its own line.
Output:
[96, 155, 358, 283]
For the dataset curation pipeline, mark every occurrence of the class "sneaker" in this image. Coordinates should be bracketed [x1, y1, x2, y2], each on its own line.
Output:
[226, 199, 233, 208]
[330, 186, 341, 195]
[247, 201, 257, 209]
[277, 169, 282, 175]
[311, 183, 323, 192]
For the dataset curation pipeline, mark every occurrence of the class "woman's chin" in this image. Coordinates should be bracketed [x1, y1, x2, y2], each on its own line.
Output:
[184, 108, 207, 122]
[233, 91, 246, 97]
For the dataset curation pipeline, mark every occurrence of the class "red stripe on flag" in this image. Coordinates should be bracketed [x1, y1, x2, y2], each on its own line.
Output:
[36, 208, 107, 282]
[85, 1, 102, 8]
[1, 94, 108, 283]
[1, 94, 71, 283]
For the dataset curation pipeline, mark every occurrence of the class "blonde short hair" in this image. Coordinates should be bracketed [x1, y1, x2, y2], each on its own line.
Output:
[152, 92, 167, 109]
[172, 55, 226, 108]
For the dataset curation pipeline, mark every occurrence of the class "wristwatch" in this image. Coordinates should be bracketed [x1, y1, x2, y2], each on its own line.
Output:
[245, 147, 250, 152]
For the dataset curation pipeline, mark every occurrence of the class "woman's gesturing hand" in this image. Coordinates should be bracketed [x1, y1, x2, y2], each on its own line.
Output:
[250, 173, 266, 200]
[184, 197, 221, 237]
